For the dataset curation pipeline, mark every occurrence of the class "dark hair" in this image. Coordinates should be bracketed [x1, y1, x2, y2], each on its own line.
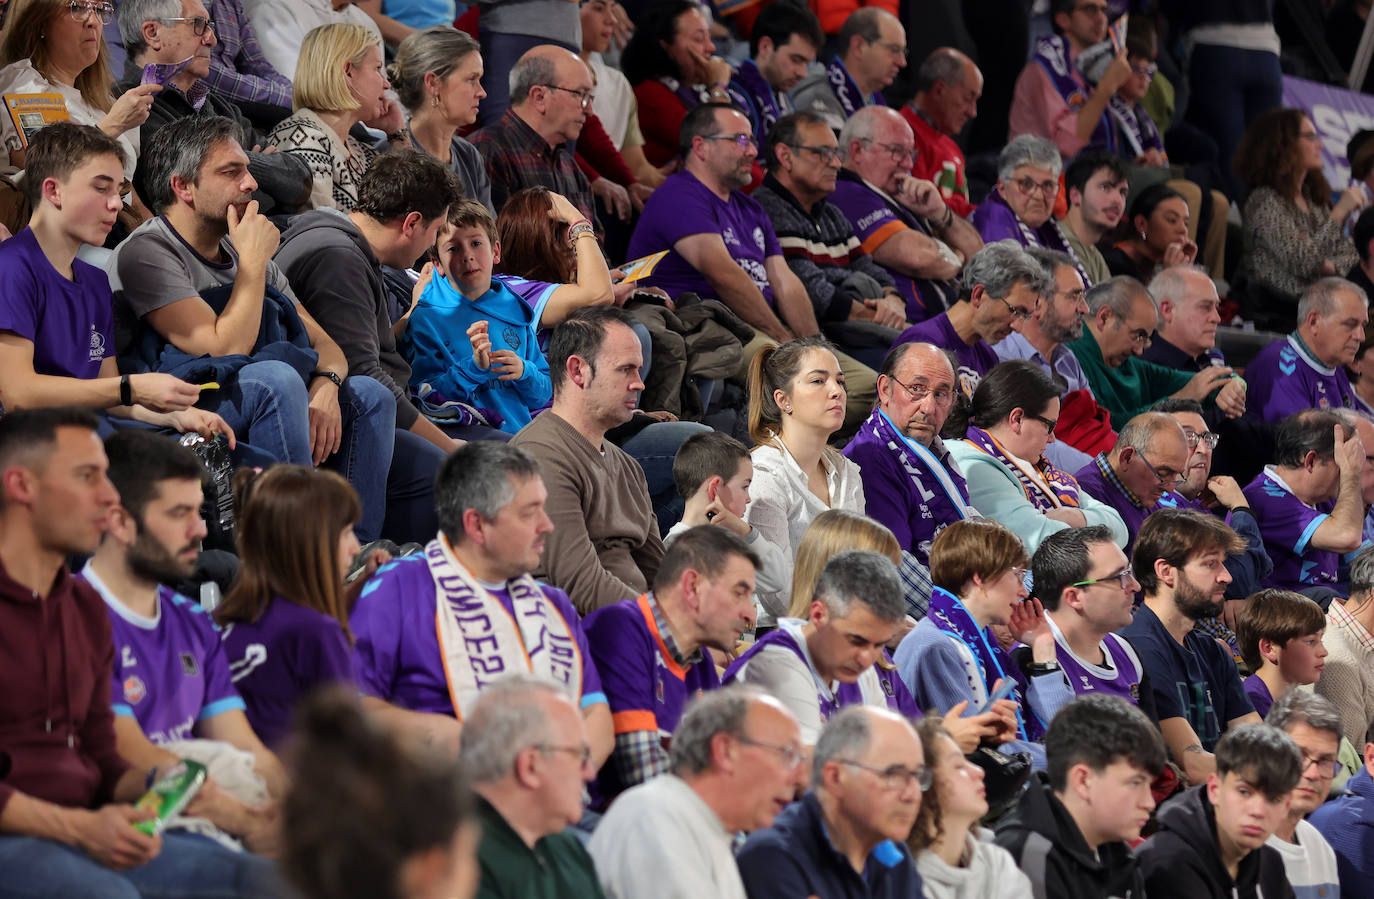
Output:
[103, 431, 206, 524]
[1125, 15, 1156, 60]
[1235, 589, 1327, 672]
[1131, 509, 1246, 596]
[0, 407, 101, 490]
[133, 115, 244, 215]
[495, 187, 572, 283]
[442, 197, 496, 245]
[679, 101, 741, 157]
[282, 687, 474, 899]
[1234, 108, 1333, 208]
[673, 430, 750, 499]
[837, 6, 885, 54]
[620, 0, 701, 85]
[23, 121, 126, 207]
[1355, 207, 1374, 265]
[967, 359, 1061, 429]
[1044, 694, 1166, 792]
[750, 1, 823, 58]
[1273, 409, 1347, 467]
[1214, 723, 1303, 801]
[1064, 149, 1128, 201]
[1128, 182, 1185, 230]
[355, 148, 458, 225]
[653, 525, 760, 592]
[746, 334, 838, 445]
[434, 441, 541, 545]
[764, 111, 829, 173]
[1031, 525, 1118, 611]
[1150, 396, 1205, 417]
[547, 305, 638, 394]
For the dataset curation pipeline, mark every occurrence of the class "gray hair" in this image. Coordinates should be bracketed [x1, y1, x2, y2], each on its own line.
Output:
[998, 134, 1062, 182]
[1350, 543, 1374, 596]
[1266, 690, 1344, 744]
[837, 106, 902, 162]
[960, 240, 1050, 303]
[1298, 276, 1370, 325]
[1145, 264, 1210, 308]
[457, 674, 572, 784]
[1085, 274, 1153, 318]
[132, 115, 245, 215]
[118, 0, 182, 60]
[1114, 411, 1185, 458]
[509, 54, 557, 106]
[815, 550, 904, 623]
[1024, 246, 1075, 291]
[914, 47, 969, 94]
[434, 441, 542, 544]
[670, 686, 768, 777]
[388, 26, 481, 112]
[810, 706, 875, 789]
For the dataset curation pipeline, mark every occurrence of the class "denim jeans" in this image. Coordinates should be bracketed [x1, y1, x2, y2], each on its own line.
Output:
[195, 360, 311, 466]
[619, 420, 711, 535]
[0, 832, 282, 898]
[1185, 43, 1282, 199]
[324, 376, 396, 542]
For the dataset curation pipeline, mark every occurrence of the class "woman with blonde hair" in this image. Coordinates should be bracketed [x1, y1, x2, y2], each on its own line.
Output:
[267, 22, 402, 210]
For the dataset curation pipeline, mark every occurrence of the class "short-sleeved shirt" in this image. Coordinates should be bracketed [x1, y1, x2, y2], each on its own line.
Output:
[349, 555, 606, 715]
[1243, 466, 1339, 592]
[0, 227, 113, 381]
[626, 170, 781, 306]
[1245, 334, 1355, 423]
[1120, 602, 1253, 751]
[892, 310, 999, 399]
[82, 567, 244, 745]
[219, 594, 354, 748]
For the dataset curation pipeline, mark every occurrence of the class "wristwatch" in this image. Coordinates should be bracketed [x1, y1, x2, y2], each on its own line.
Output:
[1023, 661, 1061, 676]
[311, 370, 344, 389]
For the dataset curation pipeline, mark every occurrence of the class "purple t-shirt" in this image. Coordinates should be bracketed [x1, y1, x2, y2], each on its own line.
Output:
[1243, 467, 1338, 592]
[626, 170, 782, 306]
[84, 570, 244, 745]
[1245, 335, 1355, 423]
[1244, 674, 1274, 720]
[219, 595, 354, 749]
[0, 227, 113, 382]
[892, 310, 999, 399]
[349, 555, 606, 715]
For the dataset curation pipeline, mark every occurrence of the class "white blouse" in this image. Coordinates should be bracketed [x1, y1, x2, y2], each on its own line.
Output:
[0, 59, 139, 182]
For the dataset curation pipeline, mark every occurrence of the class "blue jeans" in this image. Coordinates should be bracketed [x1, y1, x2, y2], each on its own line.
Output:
[1185, 43, 1282, 199]
[619, 420, 711, 536]
[0, 832, 282, 898]
[196, 360, 311, 466]
[323, 376, 396, 542]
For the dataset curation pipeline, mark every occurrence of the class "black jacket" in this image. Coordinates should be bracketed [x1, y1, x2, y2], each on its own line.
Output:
[1135, 785, 1295, 899]
[994, 771, 1147, 899]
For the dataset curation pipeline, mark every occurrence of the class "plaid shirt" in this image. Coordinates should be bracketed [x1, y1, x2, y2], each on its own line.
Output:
[469, 107, 601, 237]
[206, 0, 293, 109]
[1094, 452, 1149, 510]
[898, 550, 932, 620]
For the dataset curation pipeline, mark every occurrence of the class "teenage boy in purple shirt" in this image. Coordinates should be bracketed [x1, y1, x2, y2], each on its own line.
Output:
[351, 440, 613, 767]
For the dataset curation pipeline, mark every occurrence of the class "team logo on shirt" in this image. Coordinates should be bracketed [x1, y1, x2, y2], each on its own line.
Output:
[121, 645, 137, 668]
[753, 227, 766, 251]
[179, 653, 200, 678]
[123, 675, 146, 706]
[89, 324, 105, 362]
[1129, 683, 1139, 702]
[655, 671, 664, 705]
[880, 677, 893, 697]
[722, 227, 738, 247]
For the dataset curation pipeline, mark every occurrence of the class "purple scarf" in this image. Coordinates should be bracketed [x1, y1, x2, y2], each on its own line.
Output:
[1031, 34, 1114, 153]
[927, 587, 1040, 740]
[827, 57, 883, 120]
[658, 75, 709, 112]
[979, 191, 1093, 288]
[727, 59, 787, 139]
[724, 627, 862, 719]
[963, 426, 1085, 511]
[1107, 96, 1164, 158]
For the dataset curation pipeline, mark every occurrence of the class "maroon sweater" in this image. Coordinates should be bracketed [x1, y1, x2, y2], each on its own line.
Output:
[0, 561, 129, 815]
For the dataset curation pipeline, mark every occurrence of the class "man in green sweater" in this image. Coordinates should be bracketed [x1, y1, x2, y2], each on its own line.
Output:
[1068, 275, 1246, 428]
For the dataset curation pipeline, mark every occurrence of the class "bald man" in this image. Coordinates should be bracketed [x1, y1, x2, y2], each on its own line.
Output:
[1074, 412, 1192, 555]
[901, 48, 982, 219]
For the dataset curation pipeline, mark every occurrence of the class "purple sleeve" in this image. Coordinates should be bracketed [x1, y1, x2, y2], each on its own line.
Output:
[555, 588, 606, 706]
[584, 603, 657, 729]
[0, 252, 41, 342]
[832, 184, 902, 245]
[843, 440, 915, 550]
[971, 200, 1024, 245]
[1244, 480, 1328, 558]
[348, 559, 414, 700]
[196, 614, 245, 719]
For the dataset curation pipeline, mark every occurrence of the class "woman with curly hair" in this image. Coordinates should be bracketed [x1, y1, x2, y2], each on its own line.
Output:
[1235, 108, 1362, 311]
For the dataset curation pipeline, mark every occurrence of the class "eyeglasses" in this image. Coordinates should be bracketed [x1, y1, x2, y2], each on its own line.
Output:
[788, 144, 842, 164]
[860, 138, 917, 164]
[1131, 62, 1158, 77]
[540, 84, 595, 108]
[158, 16, 217, 35]
[1137, 452, 1185, 488]
[1027, 412, 1057, 435]
[704, 133, 757, 150]
[1181, 428, 1220, 451]
[877, 41, 908, 57]
[533, 742, 592, 766]
[994, 294, 1034, 321]
[887, 373, 955, 407]
[736, 735, 807, 770]
[835, 759, 933, 792]
[69, 1, 115, 24]
[1300, 754, 1342, 779]
[1012, 176, 1059, 197]
[1071, 567, 1139, 590]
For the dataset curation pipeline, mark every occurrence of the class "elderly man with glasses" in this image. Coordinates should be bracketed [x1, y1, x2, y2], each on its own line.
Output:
[1073, 411, 1192, 557]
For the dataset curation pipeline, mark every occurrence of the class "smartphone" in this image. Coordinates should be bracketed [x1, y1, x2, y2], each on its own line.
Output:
[977, 679, 1017, 715]
[133, 759, 207, 836]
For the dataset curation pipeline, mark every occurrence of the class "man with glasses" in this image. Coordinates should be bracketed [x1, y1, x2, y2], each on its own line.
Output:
[460, 674, 606, 898]
[753, 111, 906, 371]
[1074, 411, 1191, 555]
[1264, 692, 1344, 897]
[792, 7, 906, 133]
[830, 106, 983, 326]
[1069, 275, 1244, 431]
[1122, 509, 1259, 784]
[737, 705, 926, 898]
[892, 240, 1047, 401]
[589, 686, 809, 899]
[900, 48, 982, 220]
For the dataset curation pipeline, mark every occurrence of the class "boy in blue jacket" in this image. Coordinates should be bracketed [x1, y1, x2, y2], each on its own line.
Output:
[403, 199, 552, 433]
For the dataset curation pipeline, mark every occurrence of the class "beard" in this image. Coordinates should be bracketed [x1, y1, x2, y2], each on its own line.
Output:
[127, 528, 199, 586]
[1173, 570, 1224, 621]
[1041, 308, 1084, 344]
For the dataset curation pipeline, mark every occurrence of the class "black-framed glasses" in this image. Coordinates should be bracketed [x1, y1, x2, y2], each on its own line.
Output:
[1027, 412, 1057, 435]
[704, 133, 757, 150]
[1300, 755, 1342, 778]
[540, 84, 595, 108]
[1012, 175, 1059, 196]
[1138, 452, 1185, 488]
[859, 138, 917, 164]
[1181, 428, 1220, 451]
[736, 735, 807, 770]
[158, 15, 216, 35]
[994, 294, 1034, 321]
[1071, 567, 1139, 590]
[70, 0, 114, 24]
[835, 759, 933, 792]
[887, 373, 954, 407]
[788, 143, 841, 164]
[534, 742, 592, 766]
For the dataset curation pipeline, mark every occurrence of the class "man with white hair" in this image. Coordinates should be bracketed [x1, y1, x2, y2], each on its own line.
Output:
[1141, 265, 1226, 373]
[971, 135, 1080, 258]
[792, 8, 906, 131]
[461, 675, 603, 896]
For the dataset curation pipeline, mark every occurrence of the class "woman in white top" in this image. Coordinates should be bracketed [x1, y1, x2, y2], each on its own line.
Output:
[910, 717, 1032, 899]
[745, 336, 865, 618]
[0, 0, 157, 183]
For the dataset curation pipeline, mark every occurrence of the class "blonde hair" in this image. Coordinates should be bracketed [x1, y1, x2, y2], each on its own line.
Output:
[787, 510, 901, 618]
[1, 0, 116, 112]
[293, 22, 380, 113]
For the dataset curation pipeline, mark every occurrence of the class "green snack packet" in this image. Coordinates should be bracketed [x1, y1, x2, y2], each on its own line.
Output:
[133, 759, 208, 836]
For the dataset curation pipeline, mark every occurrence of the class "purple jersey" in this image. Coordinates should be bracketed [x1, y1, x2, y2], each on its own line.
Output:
[1245, 335, 1355, 423]
[0, 228, 113, 383]
[1243, 467, 1339, 591]
[892, 311, 999, 399]
[219, 595, 354, 749]
[1050, 618, 1143, 705]
[626, 171, 782, 306]
[84, 569, 243, 745]
[350, 555, 606, 715]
